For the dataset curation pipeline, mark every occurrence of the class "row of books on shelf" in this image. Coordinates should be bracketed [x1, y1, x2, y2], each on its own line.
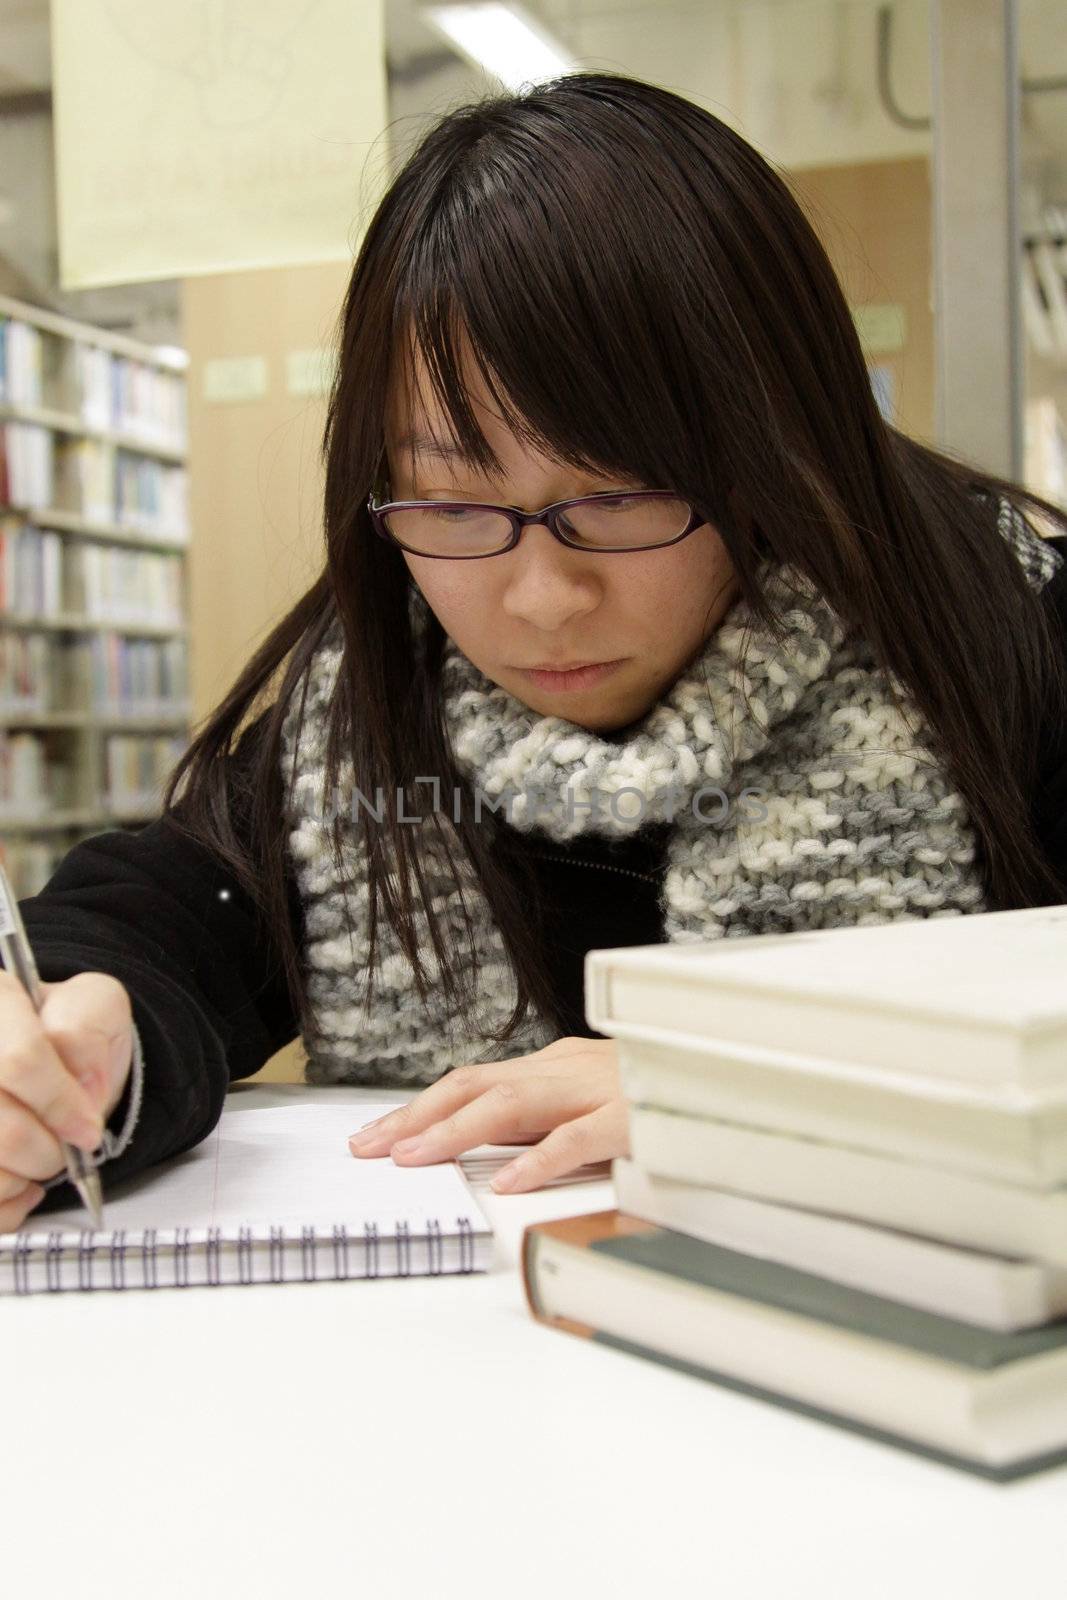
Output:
[54, 435, 189, 534]
[0, 730, 186, 816]
[88, 633, 188, 715]
[1, 424, 189, 538]
[0, 518, 184, 625]
[0, 729, 73, 810]
[0, 313, 187, 448]
[0, 318, 42, 409]
[0, 632, 51, 712]
[105, 733, 187, 808]
[0, 631, 189, 718]
[0, 420, 52, 513]
[523, 907, 1067, 1483]
[0, 836, 62, 899]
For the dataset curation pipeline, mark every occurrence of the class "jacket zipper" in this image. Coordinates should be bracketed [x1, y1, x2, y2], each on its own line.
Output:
[527, 851, 660, 886]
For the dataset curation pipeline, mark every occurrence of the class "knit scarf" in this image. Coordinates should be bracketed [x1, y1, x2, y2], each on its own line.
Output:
[281, 506, 1061, 1086]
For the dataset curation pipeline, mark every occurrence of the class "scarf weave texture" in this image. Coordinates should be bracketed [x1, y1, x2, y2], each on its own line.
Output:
[281, 508, 1061, 1085]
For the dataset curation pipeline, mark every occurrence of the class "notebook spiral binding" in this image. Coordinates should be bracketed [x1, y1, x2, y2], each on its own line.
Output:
[6, 1216, 479, 1294]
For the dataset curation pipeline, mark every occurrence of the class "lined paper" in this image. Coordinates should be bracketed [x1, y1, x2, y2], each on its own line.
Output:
[16, 1103, 489, 1236]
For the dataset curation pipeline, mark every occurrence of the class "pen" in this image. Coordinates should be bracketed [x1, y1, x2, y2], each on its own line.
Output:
[0, 859, 104, 1228]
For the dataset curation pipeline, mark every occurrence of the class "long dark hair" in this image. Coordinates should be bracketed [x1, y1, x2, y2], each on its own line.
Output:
[162, 70, 1067, 1046]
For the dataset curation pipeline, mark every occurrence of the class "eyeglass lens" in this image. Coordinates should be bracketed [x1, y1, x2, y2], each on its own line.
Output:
[379, 494, 692, 556]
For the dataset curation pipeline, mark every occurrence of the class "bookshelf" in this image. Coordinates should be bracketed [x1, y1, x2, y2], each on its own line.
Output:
[0, 293, 192, 897]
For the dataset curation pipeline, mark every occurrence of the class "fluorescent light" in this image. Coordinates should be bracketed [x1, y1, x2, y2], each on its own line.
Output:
[419, 3, 578, 91]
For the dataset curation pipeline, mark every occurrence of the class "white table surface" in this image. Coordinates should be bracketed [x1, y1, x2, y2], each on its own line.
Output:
[5, 1082, 1067, 1600]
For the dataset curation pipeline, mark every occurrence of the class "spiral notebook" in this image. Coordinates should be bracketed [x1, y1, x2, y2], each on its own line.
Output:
[0, 1103, 493, 1295]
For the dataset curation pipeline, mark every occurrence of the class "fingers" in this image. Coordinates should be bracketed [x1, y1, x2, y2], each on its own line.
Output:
[346, 1040, 627, 1193]
[0, 973, 104, 1152]
[39, 971, 133, 1118]
[0, 1179, 46, 1234]
[350, 1068, 592, 1165]
[347, 1064, 497, 1157]
[491, 1101, 630, 1194]
[388, 1076, 567, 1164]
[0, 970, 126, 1230]
[0, 1087, 68, 1187]
[346, 1039, 613, 1160]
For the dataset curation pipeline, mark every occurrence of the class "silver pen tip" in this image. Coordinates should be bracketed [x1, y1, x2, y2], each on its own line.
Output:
[77, 1170, 104, 1230]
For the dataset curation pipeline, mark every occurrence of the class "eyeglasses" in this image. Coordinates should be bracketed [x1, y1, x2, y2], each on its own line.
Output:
[366, 484, 706, 559]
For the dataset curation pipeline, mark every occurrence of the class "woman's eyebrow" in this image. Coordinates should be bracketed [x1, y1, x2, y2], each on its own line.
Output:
[394, 431, 469, 461]
[395, 432, 632, 489]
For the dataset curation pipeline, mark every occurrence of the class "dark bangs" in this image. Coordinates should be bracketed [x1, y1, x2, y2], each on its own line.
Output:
[386, 85, 753, 517]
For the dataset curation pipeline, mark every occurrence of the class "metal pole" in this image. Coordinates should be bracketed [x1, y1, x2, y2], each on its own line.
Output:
[931, 0, 1022, 478]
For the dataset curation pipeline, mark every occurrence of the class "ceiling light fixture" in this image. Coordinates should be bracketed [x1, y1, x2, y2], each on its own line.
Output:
[418, 2, 578, 92]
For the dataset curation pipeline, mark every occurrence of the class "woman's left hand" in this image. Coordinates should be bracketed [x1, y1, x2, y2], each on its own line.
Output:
[347, 1037, 629, 1193]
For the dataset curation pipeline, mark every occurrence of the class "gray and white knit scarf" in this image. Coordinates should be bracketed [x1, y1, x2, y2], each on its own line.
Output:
[281, 507, 1061, 1086]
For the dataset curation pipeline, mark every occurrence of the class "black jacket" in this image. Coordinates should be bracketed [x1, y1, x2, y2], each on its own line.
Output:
[20, 544, 1067, 1214]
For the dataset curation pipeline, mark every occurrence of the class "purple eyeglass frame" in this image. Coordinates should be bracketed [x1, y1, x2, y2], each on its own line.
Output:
[365, 484, 706, 559]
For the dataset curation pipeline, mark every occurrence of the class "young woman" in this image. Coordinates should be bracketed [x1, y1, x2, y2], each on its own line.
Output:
[5, 71, 1067, 1233]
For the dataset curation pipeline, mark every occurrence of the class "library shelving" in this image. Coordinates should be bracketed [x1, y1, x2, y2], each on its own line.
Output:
[0, 292, 192, 897]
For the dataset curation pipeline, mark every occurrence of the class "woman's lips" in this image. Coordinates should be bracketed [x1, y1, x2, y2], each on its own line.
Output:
[515, 659, 626, 692]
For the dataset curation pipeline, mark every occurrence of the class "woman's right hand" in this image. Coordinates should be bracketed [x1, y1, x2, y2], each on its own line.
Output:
[0, 970, 134, 1231]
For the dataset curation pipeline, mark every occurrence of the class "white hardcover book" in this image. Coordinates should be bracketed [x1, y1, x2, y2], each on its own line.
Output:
[628, 1105, 1067, 1266]
[612, 1156, 1067, 1332]
[614, 1020, 1067, 1187]
[585, 905, 1067, 1091]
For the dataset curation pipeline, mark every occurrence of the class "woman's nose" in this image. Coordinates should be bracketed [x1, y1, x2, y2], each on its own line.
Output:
[498, 522, 601, 628]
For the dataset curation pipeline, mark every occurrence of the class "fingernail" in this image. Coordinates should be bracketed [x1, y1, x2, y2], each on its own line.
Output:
[491, 1163, 522, 1193]
[65, 1116, 104, 1153]
[348, 1123, 387, 1149]
[348, 1134, 383, 1156]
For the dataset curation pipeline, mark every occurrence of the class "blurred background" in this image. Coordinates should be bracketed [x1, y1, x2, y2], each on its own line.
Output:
[0, 0, 1065, 1078]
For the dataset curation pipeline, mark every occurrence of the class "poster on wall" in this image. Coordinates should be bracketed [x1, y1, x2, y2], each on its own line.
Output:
[49, 0, 388, 288]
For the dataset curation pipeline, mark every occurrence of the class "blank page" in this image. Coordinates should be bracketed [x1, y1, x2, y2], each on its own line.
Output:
[17, 1103, 490, 1238]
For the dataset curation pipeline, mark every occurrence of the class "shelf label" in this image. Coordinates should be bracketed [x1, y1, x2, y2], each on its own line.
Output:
[202, 357, 268, 404]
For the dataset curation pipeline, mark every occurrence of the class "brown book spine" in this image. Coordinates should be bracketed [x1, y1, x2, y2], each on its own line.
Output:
[520, 1209, 656, 1338]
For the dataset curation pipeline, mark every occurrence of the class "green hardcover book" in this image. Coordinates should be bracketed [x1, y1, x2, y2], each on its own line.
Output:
[521, 1210, 1067, 1481]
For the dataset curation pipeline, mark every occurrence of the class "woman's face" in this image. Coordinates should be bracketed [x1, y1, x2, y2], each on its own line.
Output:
[384, 351, 739, 734]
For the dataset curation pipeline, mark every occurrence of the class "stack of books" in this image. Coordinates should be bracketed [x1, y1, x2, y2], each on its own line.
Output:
[521, 906, 1067, 1481]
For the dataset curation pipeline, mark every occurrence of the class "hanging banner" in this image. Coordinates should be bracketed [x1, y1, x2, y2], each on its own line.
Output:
[50, 0, 388, 287]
